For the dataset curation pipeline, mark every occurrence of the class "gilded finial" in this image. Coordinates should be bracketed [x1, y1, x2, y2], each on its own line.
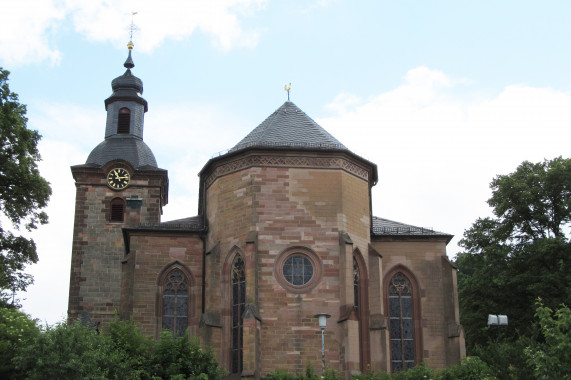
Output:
[284, 83, 291, 101]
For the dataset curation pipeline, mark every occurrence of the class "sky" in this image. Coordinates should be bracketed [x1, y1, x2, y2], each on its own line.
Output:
[2, 0, 570, 325]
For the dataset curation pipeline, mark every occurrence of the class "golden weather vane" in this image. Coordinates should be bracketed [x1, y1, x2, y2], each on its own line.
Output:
[284, 83, 291, 101]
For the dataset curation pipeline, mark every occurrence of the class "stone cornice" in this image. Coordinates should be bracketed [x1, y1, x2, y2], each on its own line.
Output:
[203, 151, 371, 189]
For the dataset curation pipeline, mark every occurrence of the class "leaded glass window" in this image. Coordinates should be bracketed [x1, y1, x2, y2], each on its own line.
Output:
[388, 272, 415, 372]
[282, 255, 313, 286]
[231, 256, 245, 374]
[162, 268, 188, 336]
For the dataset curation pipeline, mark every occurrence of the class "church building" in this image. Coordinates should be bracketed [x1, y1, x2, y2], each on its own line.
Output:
[68, 45, 465, 379]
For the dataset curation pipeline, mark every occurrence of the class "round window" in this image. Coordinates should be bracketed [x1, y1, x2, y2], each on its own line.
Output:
[274, 247, 322, 293]
[283, 255, 314, 285]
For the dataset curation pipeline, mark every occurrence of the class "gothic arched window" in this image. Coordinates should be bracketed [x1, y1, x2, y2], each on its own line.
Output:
[231, 255, 245, 375]
[388, 272, 416, 372]
[161, 267, 189, 336]
[117, 108, 131, 134]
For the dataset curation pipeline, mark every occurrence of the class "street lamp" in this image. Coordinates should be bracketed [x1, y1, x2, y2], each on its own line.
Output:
[314, 313, 331, 375]
[488, 314, 508, 340]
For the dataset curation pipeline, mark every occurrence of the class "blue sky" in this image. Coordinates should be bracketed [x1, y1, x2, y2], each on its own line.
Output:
[2, 0, 570, 324]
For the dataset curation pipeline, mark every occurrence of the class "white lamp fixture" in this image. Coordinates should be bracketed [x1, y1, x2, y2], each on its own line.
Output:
[488, 314, 508, 326]
[498, 315, 508, 326]
[316, 313, 330, 329]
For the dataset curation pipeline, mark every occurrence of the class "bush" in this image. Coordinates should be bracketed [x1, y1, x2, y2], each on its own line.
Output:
[0, 313, 226, 380]
[13, 321, 107, 379]
[439, 357, 497, 380]
[0, 307, 39, 379]
[149, 330, 225, 380]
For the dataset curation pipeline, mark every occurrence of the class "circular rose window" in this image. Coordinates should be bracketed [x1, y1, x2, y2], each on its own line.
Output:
[275, 247, 322, 293]
[283, 255, 314, 285]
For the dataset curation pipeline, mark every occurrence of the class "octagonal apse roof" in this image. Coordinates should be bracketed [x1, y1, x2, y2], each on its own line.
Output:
[229, 101, 348, 153]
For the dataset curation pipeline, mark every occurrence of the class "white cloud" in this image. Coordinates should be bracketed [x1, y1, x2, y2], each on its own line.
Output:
[318, 67, 571, 256]
[1, 0, 267, 66]
[66, 0, 267, 51]
[0, 0, 65, 66]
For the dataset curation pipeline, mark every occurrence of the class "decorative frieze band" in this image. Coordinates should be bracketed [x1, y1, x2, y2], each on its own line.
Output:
[204, 154, 370, 188]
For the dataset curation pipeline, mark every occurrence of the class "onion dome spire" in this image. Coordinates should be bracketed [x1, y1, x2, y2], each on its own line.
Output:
[124, 40, 135, 69]
[104, 41, 147, 111]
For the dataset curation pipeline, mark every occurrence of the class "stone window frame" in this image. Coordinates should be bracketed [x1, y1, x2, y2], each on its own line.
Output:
[109, 197, 125, 222]
[221, 246, 247, 373]
[353, 248, 371, 371]
[156, 262, 194, 337]
[231, 254, 245, 375]
[274, 246, 322, 294]
[383, 265, 423, 372]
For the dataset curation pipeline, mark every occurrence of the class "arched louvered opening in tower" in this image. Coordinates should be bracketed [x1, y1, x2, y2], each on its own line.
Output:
[117, 108, 131, 134]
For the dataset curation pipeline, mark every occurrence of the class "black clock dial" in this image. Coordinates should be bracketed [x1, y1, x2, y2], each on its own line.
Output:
[107, 168, 130, 190]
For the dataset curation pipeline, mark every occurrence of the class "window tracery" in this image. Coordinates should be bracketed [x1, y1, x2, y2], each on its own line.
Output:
[388, 272, 415, 371]
[161, 268, 189, 336]
[231, 255, 245, 374]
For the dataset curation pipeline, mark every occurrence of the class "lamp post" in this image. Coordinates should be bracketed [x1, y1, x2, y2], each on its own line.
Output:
[314, 313, 331, 375]
[487, 314, 508, 340]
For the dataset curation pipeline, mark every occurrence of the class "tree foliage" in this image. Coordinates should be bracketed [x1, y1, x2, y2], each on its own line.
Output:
[0, 315, 225, 379]
[0, 68, 51, 304]
[525, 301, 571, 380]
[455, 157, 571, 353]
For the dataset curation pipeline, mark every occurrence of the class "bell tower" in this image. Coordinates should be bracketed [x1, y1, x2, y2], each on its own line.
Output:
[67, 42, 168, 324]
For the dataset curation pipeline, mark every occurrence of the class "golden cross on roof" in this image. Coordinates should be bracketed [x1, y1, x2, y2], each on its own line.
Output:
[284, 83, 291, 101]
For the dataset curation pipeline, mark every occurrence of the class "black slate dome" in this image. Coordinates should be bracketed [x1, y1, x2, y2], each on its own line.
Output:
[85, 136, 158, 169]
[111, 69, 143, 94]
[104, 49, 148, 111]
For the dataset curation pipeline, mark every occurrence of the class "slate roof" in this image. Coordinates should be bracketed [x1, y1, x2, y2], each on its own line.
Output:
[85, 136, 158, 169]
[229, 101, 348, 153]
[135, 216, 205, 232]
[105, 50, 147, 111]
[372, 216, 453, 242]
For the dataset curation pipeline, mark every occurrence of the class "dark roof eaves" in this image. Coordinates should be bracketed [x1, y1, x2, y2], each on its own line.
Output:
[370, 232, 453, 244]
[123, 225, 206, 234]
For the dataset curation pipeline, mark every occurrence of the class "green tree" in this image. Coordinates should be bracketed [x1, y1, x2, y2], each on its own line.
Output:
[0, 68, 51, 305]
[455, 157, 571, 352]
[525, 301, 571, 380]
[0, 308, 39, 378]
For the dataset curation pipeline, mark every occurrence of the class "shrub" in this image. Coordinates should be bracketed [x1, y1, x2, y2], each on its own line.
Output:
[149, 330, 225, 380]
[471, 337, 535, 380]
[262, 369, 297, 380]
[0, 313, 226, 380]
[438, 357, 497, 380]
[0, 307, 39, 379]
[13, 321, 107, 379]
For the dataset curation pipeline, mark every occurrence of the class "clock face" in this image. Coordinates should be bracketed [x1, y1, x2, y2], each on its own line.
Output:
[107, 168, 130, 190]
